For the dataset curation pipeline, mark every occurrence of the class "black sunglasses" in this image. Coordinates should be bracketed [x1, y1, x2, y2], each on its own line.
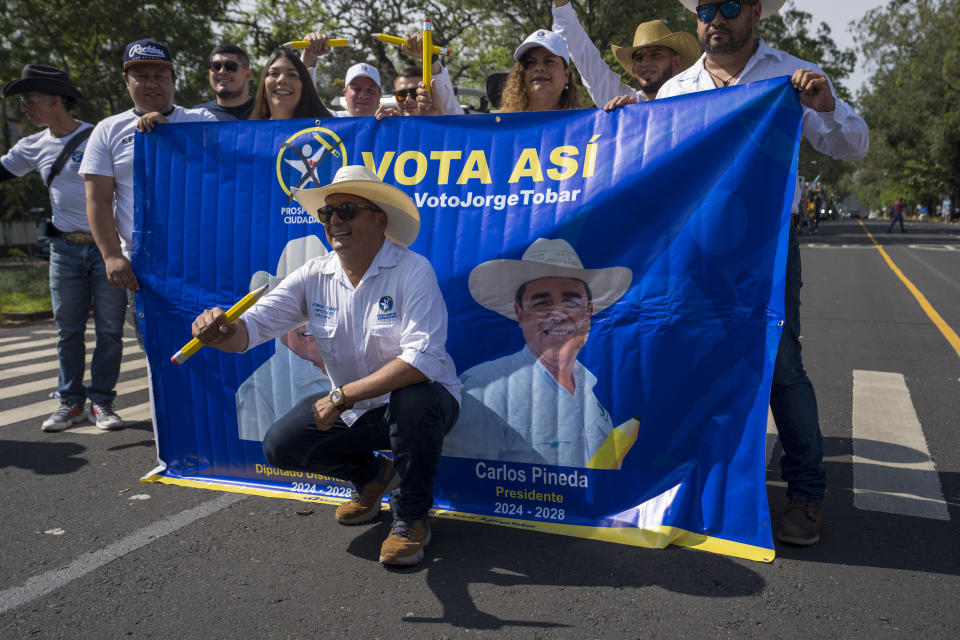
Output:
[315, 201, 382, 224]
[209, 60, 240, 73]
[394, 88, 417, 102]
[696, 1, 751, 23]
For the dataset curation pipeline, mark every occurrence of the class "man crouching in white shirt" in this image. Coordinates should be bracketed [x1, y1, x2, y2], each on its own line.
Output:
[191, 165, 462, 567]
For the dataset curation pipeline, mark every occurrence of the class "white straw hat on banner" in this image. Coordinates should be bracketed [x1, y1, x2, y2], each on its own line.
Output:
[292, 165, 420, 247]
[679, 0, 786, 20]
[469, 238, 633, 321]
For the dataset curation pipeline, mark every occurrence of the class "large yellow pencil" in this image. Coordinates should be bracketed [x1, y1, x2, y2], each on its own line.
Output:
[171, 284, 268, 365]
[372, 33, 451, 57]
[422, 19, 433, 96]
[283, 37, 358, 49]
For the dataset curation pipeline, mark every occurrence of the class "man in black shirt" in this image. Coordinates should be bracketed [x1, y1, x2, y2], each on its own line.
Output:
[193, 44, 254, 121]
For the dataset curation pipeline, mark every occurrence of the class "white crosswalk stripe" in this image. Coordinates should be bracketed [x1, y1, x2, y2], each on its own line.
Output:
[1, 350, 146, 380]
[0, 336, 139, 369]
[852, 370, 949, 520]
[0, 326, 149, 429]
[766, 371, 950, 521]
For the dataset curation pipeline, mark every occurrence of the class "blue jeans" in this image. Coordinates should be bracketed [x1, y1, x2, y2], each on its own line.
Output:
[49, 238, 128, 406]
[887, 213, 905, 232]
[263, 382, 460, 520]
[770, 226, 826, 502]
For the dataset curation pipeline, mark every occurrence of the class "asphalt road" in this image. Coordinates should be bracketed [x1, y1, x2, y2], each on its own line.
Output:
[1, 219, 958, 638]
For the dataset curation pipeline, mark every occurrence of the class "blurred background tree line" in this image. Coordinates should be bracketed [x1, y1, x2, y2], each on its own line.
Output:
[2, 0, 958, 222]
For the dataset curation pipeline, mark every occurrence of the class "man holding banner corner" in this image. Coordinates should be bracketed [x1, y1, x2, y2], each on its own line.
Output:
[658, 0, 869, 546]
[190, 165, 461, 567]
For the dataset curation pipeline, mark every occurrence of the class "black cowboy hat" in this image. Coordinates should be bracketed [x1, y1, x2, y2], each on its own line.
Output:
[2, 64, 84, 101]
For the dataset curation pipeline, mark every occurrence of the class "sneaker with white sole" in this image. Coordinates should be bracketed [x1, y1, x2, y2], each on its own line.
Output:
[41, 402, 86, 432]
[380, 517, 431, 566]
[88, 402, 124, 430]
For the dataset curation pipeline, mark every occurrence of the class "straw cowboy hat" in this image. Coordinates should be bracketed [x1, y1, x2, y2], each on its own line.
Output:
[678, 0, 786, 20]
[2, 64, 84, 101]
[611, 21, 702, 74]
[292, 165, 420, 247]
[469, 238, 633, 321]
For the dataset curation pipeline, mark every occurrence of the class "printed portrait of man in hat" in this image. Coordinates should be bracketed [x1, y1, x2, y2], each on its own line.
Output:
[442, 238, 634, 469]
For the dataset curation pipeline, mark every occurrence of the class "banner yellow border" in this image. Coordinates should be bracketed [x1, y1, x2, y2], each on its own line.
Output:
[142, 473, 775, 563]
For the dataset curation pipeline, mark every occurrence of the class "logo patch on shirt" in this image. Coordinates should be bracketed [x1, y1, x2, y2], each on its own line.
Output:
[121, 134, 135, 145]
[312, 302, 337, 320]
[71, 151, 84, 163]
[377, 295, 398, 321]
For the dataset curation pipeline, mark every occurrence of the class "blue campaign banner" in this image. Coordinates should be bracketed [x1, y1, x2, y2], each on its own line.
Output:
[134, 76, 802, 562]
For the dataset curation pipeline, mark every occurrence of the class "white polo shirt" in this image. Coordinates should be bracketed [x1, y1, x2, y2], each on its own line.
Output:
[1, 122, 93, 233]
[657, 39, 869, 212]
[79, 105, 216, 255]
[241, 239, 461, 423]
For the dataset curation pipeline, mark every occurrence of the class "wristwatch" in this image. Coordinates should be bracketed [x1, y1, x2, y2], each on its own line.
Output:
[328, 387, 352, 412]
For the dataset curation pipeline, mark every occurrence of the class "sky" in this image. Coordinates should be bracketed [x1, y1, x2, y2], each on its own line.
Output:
[796, 0, 880, 96]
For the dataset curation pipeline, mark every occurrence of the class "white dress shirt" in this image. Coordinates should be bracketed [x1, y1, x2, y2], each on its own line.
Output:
[551, 2, 645, 107]
[657, 39, 869, 211]
[443, 347, 614, 467]
[241, 239, 461, 423]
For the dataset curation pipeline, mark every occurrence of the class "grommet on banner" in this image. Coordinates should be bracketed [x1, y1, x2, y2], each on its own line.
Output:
[495, 116, 501, 123]
[777, 320, 784, 326]
[315, 120, 323, 126]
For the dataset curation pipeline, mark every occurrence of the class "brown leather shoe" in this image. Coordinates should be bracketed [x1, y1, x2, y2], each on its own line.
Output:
[334, 454, 400, 525]
[379, 517, 431, 566]
[777, 498, 822, 546]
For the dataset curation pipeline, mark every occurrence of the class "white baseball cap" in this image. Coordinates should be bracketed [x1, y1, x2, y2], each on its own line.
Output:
[344, 63, 381, 89]
[514, 30, 570, 65]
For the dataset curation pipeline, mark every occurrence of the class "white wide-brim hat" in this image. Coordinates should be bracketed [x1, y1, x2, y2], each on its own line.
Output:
[292, 165, 420, 247]
[515, 29, 570, 65]
[679, 0, 785, 20]
[469, 238, 633, 321]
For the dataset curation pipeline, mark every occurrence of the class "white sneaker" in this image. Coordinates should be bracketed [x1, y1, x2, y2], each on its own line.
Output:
[88, 402, 124, 430]
[42, 402, 86, 432]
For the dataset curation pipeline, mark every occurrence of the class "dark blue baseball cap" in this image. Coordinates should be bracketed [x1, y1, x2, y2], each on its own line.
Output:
[123, 39, 174, 70]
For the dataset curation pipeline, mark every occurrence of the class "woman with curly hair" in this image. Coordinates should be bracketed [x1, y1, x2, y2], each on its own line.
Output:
[498, 30, 582, 113]
[250, 48, 332, 120]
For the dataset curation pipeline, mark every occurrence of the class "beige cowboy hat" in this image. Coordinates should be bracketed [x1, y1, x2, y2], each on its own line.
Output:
[611, 21, 702, 74]
[678, 0, 786, 20]
[292, 165, 420, 247]
[469, 238, 633, 321]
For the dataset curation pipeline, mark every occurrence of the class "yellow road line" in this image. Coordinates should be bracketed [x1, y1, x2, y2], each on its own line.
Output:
[858, 220, 960, 359]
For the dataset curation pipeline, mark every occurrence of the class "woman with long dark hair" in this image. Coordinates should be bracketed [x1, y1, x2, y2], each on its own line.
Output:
[250, 49, 332, 120]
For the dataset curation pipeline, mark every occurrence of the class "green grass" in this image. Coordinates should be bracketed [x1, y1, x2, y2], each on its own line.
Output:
[0, 266, 51, 313]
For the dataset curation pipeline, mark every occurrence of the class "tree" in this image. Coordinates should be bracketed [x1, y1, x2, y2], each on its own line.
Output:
[0, 0, 230, 220]
[852, 0, 960, 212]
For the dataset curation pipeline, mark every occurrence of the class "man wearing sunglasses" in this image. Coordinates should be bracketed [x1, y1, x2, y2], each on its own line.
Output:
[658, 0, 869, 547]
[193, 44, 255, 121]
[190, 165, 461, 566]
[375, 65, 459, 120]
